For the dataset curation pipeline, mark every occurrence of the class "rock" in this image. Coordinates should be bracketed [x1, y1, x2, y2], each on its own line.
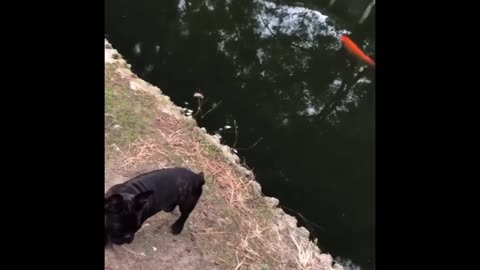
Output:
[251, 181, 262, 195]
[238, 167, 254, 178]
[265, 197, 279, 208]
[283, 214, 298, 228]
[129, 80, 139, 91]
[298, 226, 310, 238]
[333, 263, 344, 270]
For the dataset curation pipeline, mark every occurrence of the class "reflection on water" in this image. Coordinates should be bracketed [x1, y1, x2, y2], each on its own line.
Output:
[106, 0, 375, 269]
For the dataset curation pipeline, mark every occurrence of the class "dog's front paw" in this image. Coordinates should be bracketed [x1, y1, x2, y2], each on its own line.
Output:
[171, 223, 184, 235]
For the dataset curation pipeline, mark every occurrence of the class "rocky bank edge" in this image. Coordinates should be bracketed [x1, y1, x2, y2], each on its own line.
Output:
[104, 39, 344, 270]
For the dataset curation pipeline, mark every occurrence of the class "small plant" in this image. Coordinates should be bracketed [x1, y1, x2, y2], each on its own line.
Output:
[188, 91, 223, 119]
[261, 264, 270, 270]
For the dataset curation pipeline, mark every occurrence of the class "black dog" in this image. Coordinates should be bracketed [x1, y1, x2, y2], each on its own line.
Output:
[105, 167, 205, 246]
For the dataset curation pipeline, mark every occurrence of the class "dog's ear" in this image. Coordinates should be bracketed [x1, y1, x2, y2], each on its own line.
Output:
[134, 191, 153, 209]
[198, 172, 204, 177]
[105, 194, 124, 213]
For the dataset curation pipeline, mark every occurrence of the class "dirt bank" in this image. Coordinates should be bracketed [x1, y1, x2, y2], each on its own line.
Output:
[104, 39, 343, 270]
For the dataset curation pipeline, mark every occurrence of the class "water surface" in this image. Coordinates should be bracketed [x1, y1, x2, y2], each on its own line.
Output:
[106, 1, 375, 269]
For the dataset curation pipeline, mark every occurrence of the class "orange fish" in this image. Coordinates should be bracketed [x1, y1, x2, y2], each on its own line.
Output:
[341, 35, 375, 68]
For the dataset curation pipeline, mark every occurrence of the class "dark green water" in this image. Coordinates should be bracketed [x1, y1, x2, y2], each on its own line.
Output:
[106, 0, 375, 269]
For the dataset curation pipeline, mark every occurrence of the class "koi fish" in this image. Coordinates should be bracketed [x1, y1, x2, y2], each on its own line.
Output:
[341, 35, 375, 68]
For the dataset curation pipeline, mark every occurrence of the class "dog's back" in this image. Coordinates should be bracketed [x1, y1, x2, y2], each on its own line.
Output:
[111, 167, 204, 221]
[107, 167, 204, 196]
[126, 167, 204, 187]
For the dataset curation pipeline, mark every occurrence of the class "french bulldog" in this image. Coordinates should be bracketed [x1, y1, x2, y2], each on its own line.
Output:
[105, 167, 205, 246]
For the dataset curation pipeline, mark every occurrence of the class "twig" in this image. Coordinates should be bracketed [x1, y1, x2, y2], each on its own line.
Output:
[281, 205, 327, 232]
[193, 96, 203, 117]
[121, 246, 146, 257]
[201, 100, 223, 119]
[261, 16, 277, 38]
[234, 258, 244, 270]
[236, 137, 263, 151]
[274, 226, 282, 242]
[233, 120, 238, 148]
[234, 250, 246, 270]
[197, 231, 226, 235]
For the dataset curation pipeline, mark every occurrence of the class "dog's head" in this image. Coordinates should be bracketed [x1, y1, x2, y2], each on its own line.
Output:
[104, 191, 153, 245]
